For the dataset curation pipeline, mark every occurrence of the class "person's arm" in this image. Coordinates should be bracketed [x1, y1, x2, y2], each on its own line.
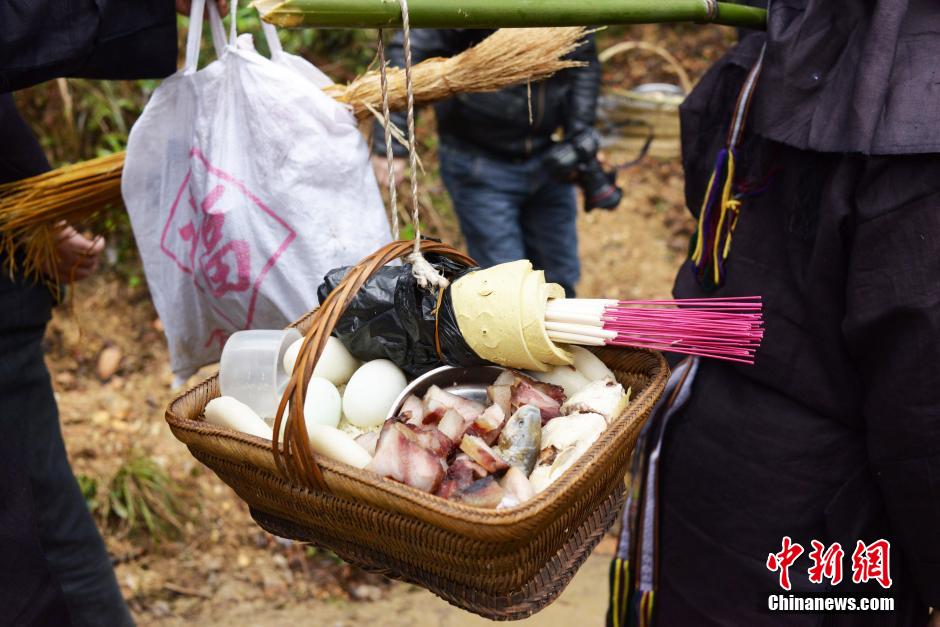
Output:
[0, 96, 105, 281]
[563, 33, 601, 138]
[844, 155, 940, 606]
[0, 0, 178, 92]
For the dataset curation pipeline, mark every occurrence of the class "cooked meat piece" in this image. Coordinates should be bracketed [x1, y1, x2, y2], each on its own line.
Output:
[459, 434, 510, 474]
[367, 421, 445, 493]
[451, 476, 505, 509]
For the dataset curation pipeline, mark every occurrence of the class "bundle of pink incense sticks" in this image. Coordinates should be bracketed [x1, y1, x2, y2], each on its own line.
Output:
[544, 296, 764, 364]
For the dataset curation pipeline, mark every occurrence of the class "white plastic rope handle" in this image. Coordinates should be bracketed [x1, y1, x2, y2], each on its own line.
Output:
[207, 0, 229, 57]
[229, 0, 239, 45]
[183, 0, 208, 74]
[184, 0, 229, 74]
[261, 21, 284, 58]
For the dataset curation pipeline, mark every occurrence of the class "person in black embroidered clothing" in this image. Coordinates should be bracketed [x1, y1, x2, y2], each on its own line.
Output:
[0, 2, 223, 624]
[613, 1, 940, 624]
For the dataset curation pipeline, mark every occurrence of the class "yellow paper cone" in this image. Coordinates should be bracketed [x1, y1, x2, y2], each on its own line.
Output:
[451, 260, 572, 371]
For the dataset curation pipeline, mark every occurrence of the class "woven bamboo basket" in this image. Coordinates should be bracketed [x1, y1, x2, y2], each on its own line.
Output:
[597, 41, 689, 160]
[165, 240, 669, 620]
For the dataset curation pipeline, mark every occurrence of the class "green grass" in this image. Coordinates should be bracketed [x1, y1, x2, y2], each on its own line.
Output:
[83, 454, 195, 542]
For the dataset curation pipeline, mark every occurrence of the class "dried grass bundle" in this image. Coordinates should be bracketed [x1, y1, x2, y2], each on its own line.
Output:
[0, 151, 123, 279]
[0, 27, 586, 281]
[324, 27, 588, 119]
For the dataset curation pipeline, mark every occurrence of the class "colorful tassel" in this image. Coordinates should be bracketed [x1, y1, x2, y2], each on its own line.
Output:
[607, 558, 631, 627]
[636, 589, 655, 627]
[689, 45, 766, 290]
[690, 148, 740, 289]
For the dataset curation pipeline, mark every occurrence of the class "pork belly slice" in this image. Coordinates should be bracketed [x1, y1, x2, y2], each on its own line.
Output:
[423, 384, 486, 423]
[469, 404, 506, 445]
[497, 466, 536, 509]
[366, 421, 445, 493]
[401, 394, 425, 425]
[435, 453, 488, 499]
[436, 408, 471, 442]
[451, 476, 505, 509]
[511, 378, 562, 422]
[401, 423, 455, 458]
[486, 384, 512, 419]
[496, 370, 566, 404]
[459, 434, 509, 474]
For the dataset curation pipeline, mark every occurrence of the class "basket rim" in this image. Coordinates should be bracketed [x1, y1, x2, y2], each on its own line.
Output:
[165, 346, 668, 529]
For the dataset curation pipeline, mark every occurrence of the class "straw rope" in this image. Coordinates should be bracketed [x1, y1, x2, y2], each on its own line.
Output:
[377, 30, 400, 240]
[391, 0, 449, 290]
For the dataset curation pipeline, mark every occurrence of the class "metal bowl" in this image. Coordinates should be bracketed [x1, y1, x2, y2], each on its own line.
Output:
[385, 365, 506, 421]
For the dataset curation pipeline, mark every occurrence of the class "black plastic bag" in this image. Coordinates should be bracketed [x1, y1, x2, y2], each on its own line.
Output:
[317, 253, 490, 377]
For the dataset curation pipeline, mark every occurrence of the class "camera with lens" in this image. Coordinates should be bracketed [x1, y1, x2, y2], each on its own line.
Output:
[543, 129, 623, 211]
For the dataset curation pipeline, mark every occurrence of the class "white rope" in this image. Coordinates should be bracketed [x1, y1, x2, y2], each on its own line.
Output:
[396, 0, 449, 289]
[377, 30, 399, 240]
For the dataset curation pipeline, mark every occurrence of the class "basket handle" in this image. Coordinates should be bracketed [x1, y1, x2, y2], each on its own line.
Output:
[598, 40, 693, 95]
[271, 240, 476, 491]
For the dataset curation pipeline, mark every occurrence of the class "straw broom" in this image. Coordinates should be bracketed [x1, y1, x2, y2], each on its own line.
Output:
[323, 27, 588, 119]
[0, 151, 124, 279]
[0, 27, 586, 281]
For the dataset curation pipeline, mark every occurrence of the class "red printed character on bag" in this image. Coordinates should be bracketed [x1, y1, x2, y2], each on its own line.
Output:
[807, 540, 844, 585]
[851, 539, 892, 589]
[766, 536, 804, 591]
[161, 149, 297, 349]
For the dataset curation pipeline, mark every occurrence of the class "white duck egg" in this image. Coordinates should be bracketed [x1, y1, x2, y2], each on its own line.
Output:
[342, 359, 407, 428]
[304, 376, 342, 428]
[283, 336, 360, 386]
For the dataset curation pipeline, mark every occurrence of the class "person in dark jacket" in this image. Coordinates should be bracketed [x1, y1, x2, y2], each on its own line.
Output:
[610, 1, 940, 625]
[0, 1, 216, 624]
[371, 30, 601, 297]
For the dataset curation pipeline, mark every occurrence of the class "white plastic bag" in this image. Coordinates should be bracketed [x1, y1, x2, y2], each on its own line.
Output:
[122, 0, 391, 384]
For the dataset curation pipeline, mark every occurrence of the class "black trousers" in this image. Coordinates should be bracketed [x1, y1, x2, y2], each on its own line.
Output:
[0, 273, 133, 627]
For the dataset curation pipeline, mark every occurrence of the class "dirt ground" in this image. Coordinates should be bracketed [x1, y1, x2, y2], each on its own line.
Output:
[45, 24, 733, 626]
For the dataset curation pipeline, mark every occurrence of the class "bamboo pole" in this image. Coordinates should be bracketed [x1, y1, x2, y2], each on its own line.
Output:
[254, 0, 767, 31]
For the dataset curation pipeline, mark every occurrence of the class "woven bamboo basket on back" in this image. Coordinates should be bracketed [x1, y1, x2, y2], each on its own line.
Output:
[165, 240, 669, 620]
[597, 41, 689, 160]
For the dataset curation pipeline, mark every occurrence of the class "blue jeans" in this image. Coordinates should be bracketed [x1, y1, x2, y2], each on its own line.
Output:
[438, 142, 580, 296]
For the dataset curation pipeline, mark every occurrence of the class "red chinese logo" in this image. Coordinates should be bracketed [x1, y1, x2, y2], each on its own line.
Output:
[851, 539, 892, 589]
[766, 537, 893, 590]
[766, 536, 804, 591]
[807, 540, 844, 585]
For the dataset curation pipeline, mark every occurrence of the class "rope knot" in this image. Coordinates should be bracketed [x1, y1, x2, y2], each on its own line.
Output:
[406, 251, 450, 289]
